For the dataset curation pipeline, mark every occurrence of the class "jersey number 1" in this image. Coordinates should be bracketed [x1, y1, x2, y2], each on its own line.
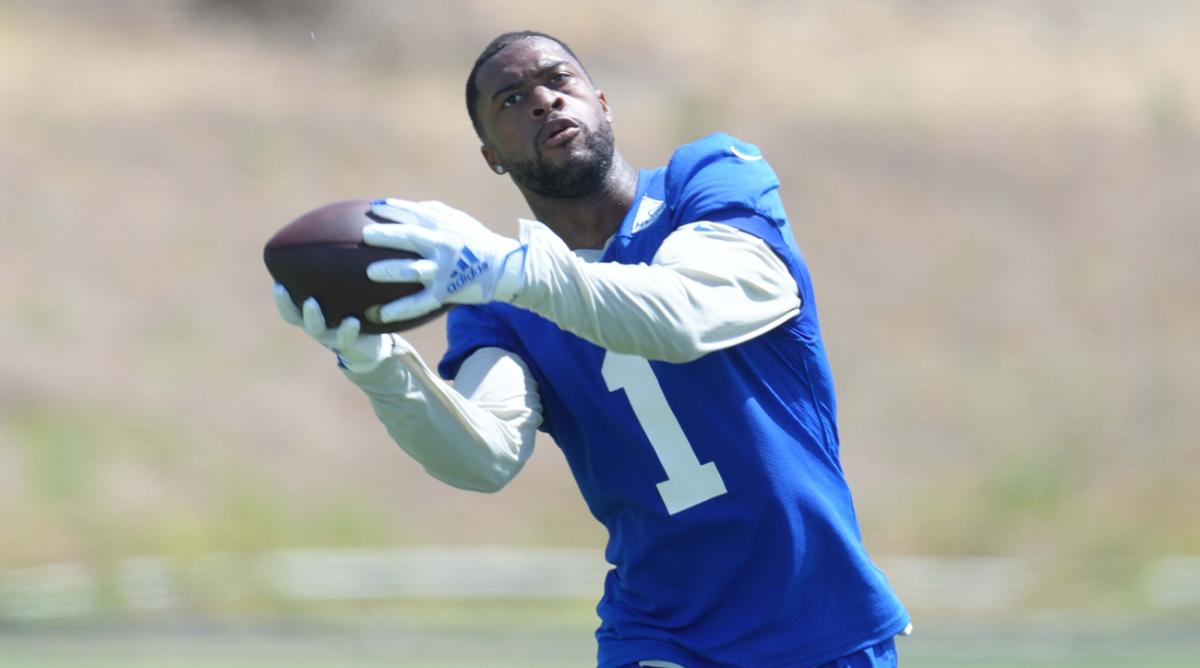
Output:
[602, 352, 727, 515]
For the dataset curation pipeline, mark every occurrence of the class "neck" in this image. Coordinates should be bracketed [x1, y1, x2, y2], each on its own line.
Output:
[519, 151, 639, 250]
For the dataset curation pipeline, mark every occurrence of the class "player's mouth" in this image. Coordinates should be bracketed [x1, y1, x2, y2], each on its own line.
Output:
[539, 118, 580, 149]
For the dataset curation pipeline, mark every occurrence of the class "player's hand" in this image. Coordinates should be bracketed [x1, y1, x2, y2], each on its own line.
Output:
[362, 199, 527, 322]
[272, 284, 393, 374]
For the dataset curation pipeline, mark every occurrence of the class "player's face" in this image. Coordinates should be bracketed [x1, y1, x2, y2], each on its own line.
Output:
[475, 38, 615, 199]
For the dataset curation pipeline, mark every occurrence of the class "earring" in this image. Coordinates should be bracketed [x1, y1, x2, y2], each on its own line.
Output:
[494, 164, 506, 174]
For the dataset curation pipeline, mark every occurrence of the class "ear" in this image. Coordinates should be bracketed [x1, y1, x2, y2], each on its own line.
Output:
[597, 90, 612, 122]
[480, 144, 503, 175]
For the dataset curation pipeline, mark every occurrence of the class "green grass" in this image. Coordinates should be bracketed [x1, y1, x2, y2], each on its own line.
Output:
[1, 616, 1198, 668]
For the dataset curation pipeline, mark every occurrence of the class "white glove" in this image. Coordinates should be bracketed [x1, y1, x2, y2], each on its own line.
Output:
[363, 199, 527, 323]
[272, 284, 393, 374]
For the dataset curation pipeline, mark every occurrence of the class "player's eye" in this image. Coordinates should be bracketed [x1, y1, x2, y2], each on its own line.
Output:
[549, 71, 571, 85]
[501, 93, 523, 109]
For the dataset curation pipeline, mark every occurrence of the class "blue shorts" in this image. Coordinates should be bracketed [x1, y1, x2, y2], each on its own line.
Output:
[814, 637, 898, 668]
[619, 637, 898, 668]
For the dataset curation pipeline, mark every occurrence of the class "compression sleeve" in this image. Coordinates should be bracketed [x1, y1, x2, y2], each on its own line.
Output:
[509, 219, 801, 363]
[342, 340, 541, 492]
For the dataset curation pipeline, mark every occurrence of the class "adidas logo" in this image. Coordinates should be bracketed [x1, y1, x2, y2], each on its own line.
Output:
[447, 246, 489, 294]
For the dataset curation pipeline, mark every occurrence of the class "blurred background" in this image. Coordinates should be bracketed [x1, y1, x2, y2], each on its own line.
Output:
[1, 0, 1198, 666]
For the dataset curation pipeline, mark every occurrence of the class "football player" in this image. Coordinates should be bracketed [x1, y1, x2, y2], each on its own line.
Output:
[275, 30, 910, 668]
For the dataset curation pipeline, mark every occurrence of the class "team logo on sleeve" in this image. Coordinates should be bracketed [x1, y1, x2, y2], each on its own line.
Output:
[631, 196, 665, 234]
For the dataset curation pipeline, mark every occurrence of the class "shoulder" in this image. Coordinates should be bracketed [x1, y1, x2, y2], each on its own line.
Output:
[664, 132, 781, 224]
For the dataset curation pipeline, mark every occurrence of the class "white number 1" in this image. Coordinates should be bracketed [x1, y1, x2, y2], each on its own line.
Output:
[601, 352, 727, 515]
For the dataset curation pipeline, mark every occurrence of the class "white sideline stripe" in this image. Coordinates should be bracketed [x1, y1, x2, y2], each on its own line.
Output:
[1149, 555, 1200, 608]
[879, 556, 1031, 611]
[0, 563, 97, 620]
[3, 551, 1200, 619]
[260, 547, 606, 600]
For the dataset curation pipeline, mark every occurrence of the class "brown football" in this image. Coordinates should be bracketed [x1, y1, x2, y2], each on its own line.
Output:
[263, 199, 450, 334]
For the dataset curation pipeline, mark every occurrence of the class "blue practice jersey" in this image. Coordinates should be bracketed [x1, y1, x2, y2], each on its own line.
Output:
[439, 133, 909, 667]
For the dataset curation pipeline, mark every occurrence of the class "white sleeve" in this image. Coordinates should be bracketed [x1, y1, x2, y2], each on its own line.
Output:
[510, 219, 801, 363]
[342, 340, 541, 493]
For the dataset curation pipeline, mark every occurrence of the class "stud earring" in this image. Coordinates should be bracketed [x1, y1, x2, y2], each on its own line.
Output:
[494, 164, 506, 174]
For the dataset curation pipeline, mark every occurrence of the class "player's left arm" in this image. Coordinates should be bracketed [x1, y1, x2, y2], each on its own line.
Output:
[363, 201, 800, 363]
[506, 217, 800, 362]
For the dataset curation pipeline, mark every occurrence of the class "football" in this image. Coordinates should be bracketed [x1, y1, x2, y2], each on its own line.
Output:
[263, 199, 449, 334]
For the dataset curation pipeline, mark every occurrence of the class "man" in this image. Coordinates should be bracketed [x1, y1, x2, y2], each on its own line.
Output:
[274, 31, 910, 668]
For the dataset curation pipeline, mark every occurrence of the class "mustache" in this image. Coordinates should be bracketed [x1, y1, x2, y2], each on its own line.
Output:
[536, 122, 587, 158]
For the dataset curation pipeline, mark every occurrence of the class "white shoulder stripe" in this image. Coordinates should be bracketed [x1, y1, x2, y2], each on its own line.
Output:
[730, 145, 763, 161]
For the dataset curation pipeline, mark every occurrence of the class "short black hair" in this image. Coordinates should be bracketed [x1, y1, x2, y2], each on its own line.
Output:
[465, 31, 590, 141]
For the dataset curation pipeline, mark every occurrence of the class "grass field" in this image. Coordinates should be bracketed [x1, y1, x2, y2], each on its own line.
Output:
[1, 626, 1198, 668]
[2, 613, 1199, 668]
[2, 3, 1199, 666]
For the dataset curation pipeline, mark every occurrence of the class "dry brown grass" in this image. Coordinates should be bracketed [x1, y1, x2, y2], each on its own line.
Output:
[1, 0, 1198, 609]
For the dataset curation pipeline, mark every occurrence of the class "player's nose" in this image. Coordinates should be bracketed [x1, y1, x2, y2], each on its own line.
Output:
[529, 85, 564, 119]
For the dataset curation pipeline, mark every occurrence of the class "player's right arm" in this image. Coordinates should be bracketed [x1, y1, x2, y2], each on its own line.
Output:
[273, 285, 540, 492]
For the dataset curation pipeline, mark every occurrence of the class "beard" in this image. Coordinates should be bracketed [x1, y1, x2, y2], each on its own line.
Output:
[503, 120, 615, 199]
